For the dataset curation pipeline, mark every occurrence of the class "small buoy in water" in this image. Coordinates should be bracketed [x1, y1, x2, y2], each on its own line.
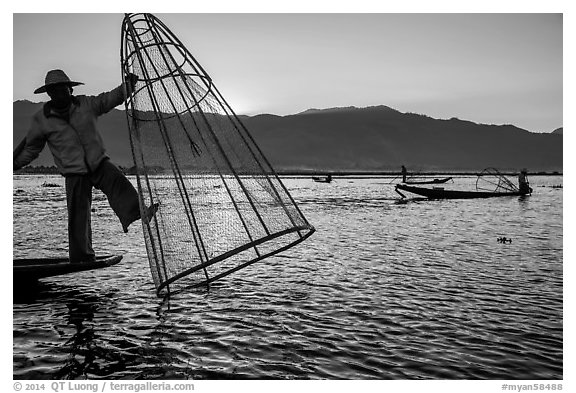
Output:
[91, 208, 96, 212]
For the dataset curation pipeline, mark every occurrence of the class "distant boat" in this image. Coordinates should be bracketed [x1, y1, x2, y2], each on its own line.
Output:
[400, 165, 452, 184]
[395, 168, 532, 200]
[404, 177, 453, 185]
[312, 174, 332, 183]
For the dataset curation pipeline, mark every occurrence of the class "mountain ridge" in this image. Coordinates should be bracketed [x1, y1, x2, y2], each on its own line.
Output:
[13, 101, 562, 172]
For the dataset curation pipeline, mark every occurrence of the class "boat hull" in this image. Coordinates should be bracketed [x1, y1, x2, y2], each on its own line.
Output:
[396, 184, 528, 199]
[14, 255, 123, 281]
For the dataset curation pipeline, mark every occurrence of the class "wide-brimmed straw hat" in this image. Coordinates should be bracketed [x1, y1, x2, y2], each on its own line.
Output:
[34, 69, 84, 94]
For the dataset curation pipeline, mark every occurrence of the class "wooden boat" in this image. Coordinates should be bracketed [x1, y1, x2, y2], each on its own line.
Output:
[312, 174, 332, 183]
[395, 184, 529, 199]
[404, 177, 453, 185]
[14, 255, 122, 282]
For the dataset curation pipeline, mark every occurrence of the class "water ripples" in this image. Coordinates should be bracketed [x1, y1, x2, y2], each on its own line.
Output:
[13, 175, 562, 379]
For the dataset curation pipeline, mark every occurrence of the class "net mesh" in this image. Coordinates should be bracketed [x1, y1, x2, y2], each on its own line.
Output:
[121, 14, 315, 295]
[475, 168, 519, 193]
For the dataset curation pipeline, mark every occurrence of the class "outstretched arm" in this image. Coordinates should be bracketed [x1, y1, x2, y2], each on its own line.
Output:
[13, 137, 26, 160]
[90, 73, 139, 116]
[14, 119, 46, 171]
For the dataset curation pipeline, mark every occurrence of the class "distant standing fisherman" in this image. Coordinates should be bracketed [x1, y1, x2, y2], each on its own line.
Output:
[518, 168, 532, 194]
[401, 165, 407, 183]
[13, 69, 157, 263]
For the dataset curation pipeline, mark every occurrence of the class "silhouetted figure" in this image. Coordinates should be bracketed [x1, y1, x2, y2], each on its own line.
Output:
[13, 69, 157, 263]
[401, 165, 407, 183]
[518, 168, 532, 194]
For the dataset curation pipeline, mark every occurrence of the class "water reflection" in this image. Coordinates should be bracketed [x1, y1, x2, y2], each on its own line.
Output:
[53, 293, 108, 379]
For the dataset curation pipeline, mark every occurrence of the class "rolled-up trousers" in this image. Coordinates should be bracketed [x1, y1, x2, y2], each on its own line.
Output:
[65, 159, 140, 262]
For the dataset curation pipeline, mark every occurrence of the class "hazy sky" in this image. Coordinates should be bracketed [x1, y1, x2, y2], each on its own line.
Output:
[13, 13, 562, 132]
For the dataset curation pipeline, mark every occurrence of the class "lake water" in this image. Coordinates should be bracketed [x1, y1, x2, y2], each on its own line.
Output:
[13, 174, 563, 379]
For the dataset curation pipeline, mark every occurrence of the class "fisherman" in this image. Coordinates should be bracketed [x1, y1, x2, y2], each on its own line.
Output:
[518, 168, 532, 194]
[13, 69, 157, 263]
[401, 165, 407, 183]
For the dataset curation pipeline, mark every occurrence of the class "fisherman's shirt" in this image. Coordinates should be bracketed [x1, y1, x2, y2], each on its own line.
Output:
[14, 85, 128, 175]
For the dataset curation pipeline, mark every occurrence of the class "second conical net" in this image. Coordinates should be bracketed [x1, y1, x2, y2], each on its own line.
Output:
[121, 13, 315, 295]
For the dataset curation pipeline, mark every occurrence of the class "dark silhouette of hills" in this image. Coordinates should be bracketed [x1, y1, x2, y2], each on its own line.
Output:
[13, 101, 562, 173]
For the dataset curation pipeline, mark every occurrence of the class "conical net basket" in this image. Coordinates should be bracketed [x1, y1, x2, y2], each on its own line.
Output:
[121, 14, 315, 295]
